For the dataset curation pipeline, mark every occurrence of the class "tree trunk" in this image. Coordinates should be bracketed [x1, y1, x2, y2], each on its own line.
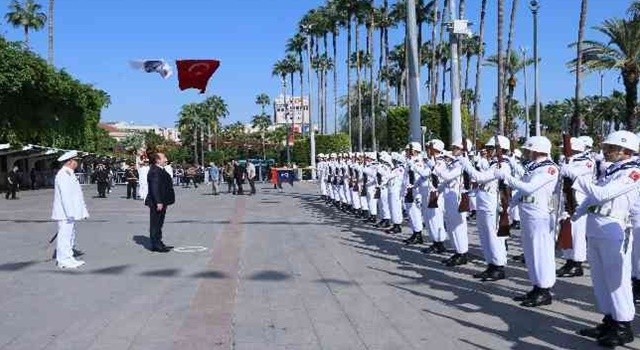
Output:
[332, 31, 339, 134]
[429, 2, 439, 104]
[369, 12, 376, 152]
[48, 0, 54, 64]
[497, 0, 505, 135]
[207, 124, 212, 152]
[623, 69, 638, 131]
[504, 0, 518, 135]
[299, 52, 304, 135]
[200, 128, 205, 165]
[573, 0, 588, 136]
[24, 26, 29, 47]
[464, 53, 472, 115]
[356, 24, 363, 152]
[324, 33, 329, 134]
[441, 60, 447, 103]
[347, 19, 353, 148]
[473, 0, 488, 145]
[384, 26, 391, 108]
[193, 125, 199, 165]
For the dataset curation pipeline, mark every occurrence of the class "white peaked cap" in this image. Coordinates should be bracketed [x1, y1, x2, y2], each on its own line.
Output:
[57, 150, 78, 162]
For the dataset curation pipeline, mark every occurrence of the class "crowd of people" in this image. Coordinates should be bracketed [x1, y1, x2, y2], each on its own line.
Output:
[315, 131, 640, 348]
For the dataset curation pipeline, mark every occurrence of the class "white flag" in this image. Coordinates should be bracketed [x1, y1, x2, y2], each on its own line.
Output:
[129, 59, 173, 79]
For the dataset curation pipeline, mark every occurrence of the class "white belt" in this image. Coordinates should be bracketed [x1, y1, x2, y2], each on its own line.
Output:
[520, 195, 535, 204]
[587, 205, 627, 221]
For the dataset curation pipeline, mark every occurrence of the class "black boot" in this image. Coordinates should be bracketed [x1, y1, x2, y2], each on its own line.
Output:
[368, 215, 377, 223]
[513, 286, 540, 302]
[597, 320, 634, 347]
[386, 224, 402, 234]
[556, 260, 575, 277]
[578, 315, 613, 339]
[422, 241, 446, 254]
[511, 253, 526, 263]
[443, 253, 468, 267]
[520, 288, 552, 307]
[403, 232, 423, 245]
[381, 219, 391, 228]
[361, 211, 370, 221]
[482, 265, 506, 282]
[473, 264, 494, 279]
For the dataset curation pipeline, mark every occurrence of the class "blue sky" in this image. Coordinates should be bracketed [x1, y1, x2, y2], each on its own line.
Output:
[0, 0, 632, 130]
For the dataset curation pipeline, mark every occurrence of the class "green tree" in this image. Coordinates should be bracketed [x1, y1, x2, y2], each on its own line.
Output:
[5, 0, 47, 47]
[255, 93, 271, 114]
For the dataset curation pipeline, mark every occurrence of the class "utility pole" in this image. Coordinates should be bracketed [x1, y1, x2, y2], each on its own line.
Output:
[406, 0, 422, 143]
[448, 0, 469, 145]
[304, 30, 317, 180]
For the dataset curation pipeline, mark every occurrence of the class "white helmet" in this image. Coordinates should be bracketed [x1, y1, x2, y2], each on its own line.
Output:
[365, 152, 376, 160]
[405, 142, 422, 153]
[603, 130, 639, 153]
[523, 136, 552, 155]
[577, 136, 594, 149]
[329, 153, 337, 158]
[380, 153, 392, 165]
[430, 139, 445, 152]
[513, 149, 522, 159]
[451, 138, 472, 150]
[485, 135, 510, 150]
[570, 137, 586, 152]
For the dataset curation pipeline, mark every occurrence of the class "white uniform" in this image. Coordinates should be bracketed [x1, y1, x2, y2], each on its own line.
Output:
[435, 158, 468, 254]
[463, 157, 512, 267]
[505, 158, 559, 289]
[573, 158, 640, 322]
[51, 167, 89, 267]
[387, 164, 405, 225]
[421, 157, 447, 243]
[402, 158, 424, 233]
[560, 153, 595, 263]
[364, 163, 378, 217]
[138, 165, 150, 202]
[377, 163, 392, 221]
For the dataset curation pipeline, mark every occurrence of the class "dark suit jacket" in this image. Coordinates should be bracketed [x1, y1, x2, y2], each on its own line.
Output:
[146, 164, 175, 207]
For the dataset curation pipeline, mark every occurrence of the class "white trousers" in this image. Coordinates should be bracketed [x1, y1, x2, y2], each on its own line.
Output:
[389, 188, 403, 225]
[589, 236, 635, 322]
[423, 195, 447, 242]
[138, 184, 148, 203]
[360, 194, 369, 211]
[469, 191, 477, 211]
[476, 210, 507, 266]
[366, 186, 378, 216]
[443, 190, 468, 254]
[521, 215, 556, 288]
[339, 183, 348, 203]
[405, 196, 423, 232]
[379, 187, 390, 219]
[320, 179, 327, 196]
[56, 220, 77, 265]
[562, 214, 588, 262]
[351, 190, 361, 209]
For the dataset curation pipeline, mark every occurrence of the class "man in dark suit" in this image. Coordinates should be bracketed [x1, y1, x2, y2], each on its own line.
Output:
[145, 153, 175, 252]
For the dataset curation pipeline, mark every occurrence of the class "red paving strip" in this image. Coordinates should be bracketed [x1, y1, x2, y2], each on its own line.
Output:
[172, 196, 246, 349]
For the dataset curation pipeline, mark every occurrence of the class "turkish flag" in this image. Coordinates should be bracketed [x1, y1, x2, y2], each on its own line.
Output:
[176, 59, 220, 93]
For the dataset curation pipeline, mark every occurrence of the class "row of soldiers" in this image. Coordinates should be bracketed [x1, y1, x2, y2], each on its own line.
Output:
[315, 131, 640, 348]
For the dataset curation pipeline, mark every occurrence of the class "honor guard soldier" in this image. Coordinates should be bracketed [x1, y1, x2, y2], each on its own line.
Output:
[386, 153, 406, 234]
[434, 139, 470, 266]
[557, 137, 594, 278]
[460, 136, 512, 281]
[572, 131, 640, 347]
[402, 142, 425, 245]
[420, 140, 448, 254]
[375, 152, 393, 228]
[498, 136, 559, 307]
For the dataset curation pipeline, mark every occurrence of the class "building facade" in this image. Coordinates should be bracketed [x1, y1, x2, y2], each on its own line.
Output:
[273, 95, 310, 127]
[99, 122, 181, 143]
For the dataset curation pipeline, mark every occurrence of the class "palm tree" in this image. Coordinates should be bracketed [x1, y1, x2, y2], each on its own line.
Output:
[286, 33, 306, 111]
[572, 0, 588, 136]
[336, 0, 356, 149]
[47, 0, 53, 64]
[460, 35, 481, 113]
[326, 0, 342, 134]
[472, 0, 488, 144]
[201, 95, 229, 153]
[255, 93, 271, 115]
[575, 18, 640, 131]
[177, 103, 205, 165]
[251, 114, 272, 132]
[5, 0, 47, 47]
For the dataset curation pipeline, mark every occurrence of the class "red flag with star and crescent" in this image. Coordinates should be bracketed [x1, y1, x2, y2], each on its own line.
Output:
[176, 59, 220, 93]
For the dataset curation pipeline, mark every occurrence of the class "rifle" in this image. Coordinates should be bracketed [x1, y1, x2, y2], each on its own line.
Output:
[458, 137, 471, 212]
[375, 171, 382, 199]
[427, 144, 440, 208]
[558, 132, 575, 249]
[495, 135, 511, 237]
[404, 145, 415, 203]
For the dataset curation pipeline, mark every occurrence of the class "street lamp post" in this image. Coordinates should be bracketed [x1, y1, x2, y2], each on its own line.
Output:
[530, 0, 541, 136]
[406, 0, 423, 143]
[304, 30, 317, 180]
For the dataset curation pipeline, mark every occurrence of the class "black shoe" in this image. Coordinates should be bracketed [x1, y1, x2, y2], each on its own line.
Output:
[151, 246, 171, 253]
[72, 249, 85, 258]
[386, 224, 402, 234]
[511, 253, 525, 263]
[403, 232, 423, 245]
[520, 288, 552, 307]
[473, 265, 493, 279]
[597, 321, 634, 347]
[482, 266, 506, 282]
[422, 242, 446, 254]
[444, 253, 468, 267]
[380, 219, 391, 228]
[513, 286, 539, 302]
[556, 260, 583, 277]
[578, 315, 613, 339]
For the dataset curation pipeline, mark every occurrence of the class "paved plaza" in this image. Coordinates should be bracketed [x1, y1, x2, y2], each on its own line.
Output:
[0, 182, 639, 350]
